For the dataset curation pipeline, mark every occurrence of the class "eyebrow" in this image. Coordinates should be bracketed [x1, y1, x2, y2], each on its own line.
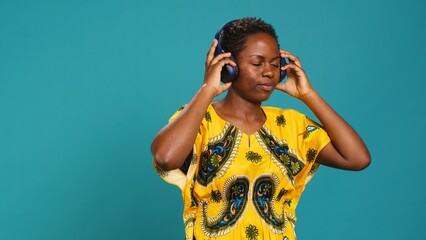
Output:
[249, 54, 281, 60]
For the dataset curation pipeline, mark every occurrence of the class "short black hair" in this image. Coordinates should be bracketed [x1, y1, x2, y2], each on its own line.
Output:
[221, 17, 279, 59]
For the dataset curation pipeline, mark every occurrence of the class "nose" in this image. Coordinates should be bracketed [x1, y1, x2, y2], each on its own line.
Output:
[262, 64, 274, 78]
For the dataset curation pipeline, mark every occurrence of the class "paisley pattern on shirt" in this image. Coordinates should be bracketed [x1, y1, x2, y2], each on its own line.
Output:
[197, 123, 242, 186]
[252, 174, 287, 234]
[201, 176, 250, 237]
[256, 127, 306, 185]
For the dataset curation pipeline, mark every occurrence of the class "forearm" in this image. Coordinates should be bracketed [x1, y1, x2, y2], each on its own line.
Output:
[301, 91, 370, 169]
[151, 84, 216, 171]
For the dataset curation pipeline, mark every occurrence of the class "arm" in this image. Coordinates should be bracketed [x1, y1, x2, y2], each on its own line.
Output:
[151, 40, 235, 171]
[276, 50, 370, 170]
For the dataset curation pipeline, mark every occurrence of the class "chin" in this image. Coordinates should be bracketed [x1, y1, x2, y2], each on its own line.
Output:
[259, 91, 274, 101]
[252, 94, 272, 104]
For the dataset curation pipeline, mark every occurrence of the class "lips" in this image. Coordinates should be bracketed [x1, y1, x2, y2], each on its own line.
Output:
[257, 83, 275, 91]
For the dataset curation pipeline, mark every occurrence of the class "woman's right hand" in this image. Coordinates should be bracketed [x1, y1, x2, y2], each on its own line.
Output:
[151, 40, 236, 171]
[203, 39, 236, 95]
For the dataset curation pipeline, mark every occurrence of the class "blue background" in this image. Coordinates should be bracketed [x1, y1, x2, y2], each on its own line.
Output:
[1, 0, 425, 239]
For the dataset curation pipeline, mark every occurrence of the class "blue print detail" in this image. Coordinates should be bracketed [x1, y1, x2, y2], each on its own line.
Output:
[253, 176, 285, 228]
[201, 176, 249, 237]
[258, 127, 305, 183]
[303, 125, 318, 139]
[198, 125, 238, 186]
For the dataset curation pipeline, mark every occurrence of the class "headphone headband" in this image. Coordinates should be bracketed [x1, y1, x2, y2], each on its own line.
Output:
[214, 20, 236, 57]
[214, 20, 238, 83]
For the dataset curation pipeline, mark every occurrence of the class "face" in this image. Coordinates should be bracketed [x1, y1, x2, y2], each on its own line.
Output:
[230, 32, 281, 103]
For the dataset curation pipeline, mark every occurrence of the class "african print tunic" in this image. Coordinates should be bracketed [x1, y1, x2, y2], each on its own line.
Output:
[154, 104, 330, 240]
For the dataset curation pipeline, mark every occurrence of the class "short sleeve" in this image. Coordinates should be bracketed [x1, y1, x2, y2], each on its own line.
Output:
[152, 104, 204, 191]
[293, 112, 331, 193]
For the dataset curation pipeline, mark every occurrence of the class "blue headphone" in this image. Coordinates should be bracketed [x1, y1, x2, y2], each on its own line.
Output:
[214, 20, 288, 83]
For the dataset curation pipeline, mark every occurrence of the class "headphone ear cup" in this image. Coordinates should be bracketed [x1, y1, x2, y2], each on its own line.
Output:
[279, 57, 288, 82]
[221, 56, 238, 83]
[220, 65, 231, 83]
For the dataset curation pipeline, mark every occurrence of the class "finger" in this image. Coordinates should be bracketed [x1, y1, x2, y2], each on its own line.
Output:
[208, 54, 235, 74]
[281, 63, 305, 80]
[280, 49, 302, 68]
[275, 82, 285, 90]
[210, 52, 233, 67]
[205, 39, 218, 68]
[219, 81, 232, 93]
[204, 58, 236, 84]
[275, 82, 293, 95]
[281, 62, 303, 74]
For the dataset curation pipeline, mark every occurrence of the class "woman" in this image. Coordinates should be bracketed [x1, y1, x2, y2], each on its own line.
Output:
[151, 17, 370, 240]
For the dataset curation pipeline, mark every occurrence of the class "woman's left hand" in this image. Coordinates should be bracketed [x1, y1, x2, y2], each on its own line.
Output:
[276, 50, 371, 171]
[275, 50, 315, 100]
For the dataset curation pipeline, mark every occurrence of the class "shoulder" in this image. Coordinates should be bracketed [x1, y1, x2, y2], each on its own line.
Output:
[262, 106, 314, 132]
[169, 103, 215, 123]
[262, 106, 307, 119]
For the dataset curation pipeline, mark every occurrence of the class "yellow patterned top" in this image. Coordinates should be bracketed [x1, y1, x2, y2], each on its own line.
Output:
[154, 104, 330, 240]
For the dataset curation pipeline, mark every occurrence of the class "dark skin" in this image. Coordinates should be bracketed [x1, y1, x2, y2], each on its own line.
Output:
[212, 32, 283, 135]
[151, 32, 371, 171]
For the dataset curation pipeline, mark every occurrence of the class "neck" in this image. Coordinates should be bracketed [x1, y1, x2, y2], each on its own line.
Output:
[215, 93, 265, 122]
